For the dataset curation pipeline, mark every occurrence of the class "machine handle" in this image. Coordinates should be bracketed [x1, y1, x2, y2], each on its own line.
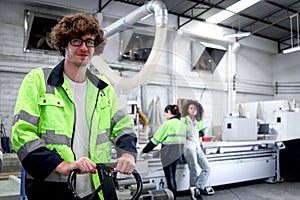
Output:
[68, 163, 143, 200]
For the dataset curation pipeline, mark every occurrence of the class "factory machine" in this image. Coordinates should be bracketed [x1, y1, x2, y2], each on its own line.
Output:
[204, 115, 284, 187]
[135, 140, 284, 194]
[273, 110, 300, 141]
[221, 116, 258, 141]
[204, 140, 284, 187]
[134, 115, 287, 195]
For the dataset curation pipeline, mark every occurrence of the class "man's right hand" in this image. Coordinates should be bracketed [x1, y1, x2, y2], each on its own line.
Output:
[55, 157, 97, 176]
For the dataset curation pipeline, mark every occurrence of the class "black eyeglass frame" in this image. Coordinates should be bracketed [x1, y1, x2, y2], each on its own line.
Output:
[69, 38, 97, 47]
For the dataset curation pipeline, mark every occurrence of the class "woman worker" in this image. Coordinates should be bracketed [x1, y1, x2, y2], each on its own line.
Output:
[183, 101, 212, 200]
[141, 105, 186, 199]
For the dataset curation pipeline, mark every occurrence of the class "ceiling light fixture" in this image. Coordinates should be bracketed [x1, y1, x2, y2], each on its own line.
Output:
[283, 46, 300, 54]
[283, 13, 300, 54]
[206, 0, 260, 24]
[223, 31, 251, 38]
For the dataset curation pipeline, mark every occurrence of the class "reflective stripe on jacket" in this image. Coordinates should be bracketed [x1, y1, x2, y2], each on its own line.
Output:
[150, 118, 186, 166]
[12, 60, 135, 195]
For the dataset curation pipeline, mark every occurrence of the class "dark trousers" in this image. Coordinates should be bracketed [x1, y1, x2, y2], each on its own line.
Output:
[25, 179, 75, 200]
[25, 179, 100, 200]
[163, 160, 178, 199]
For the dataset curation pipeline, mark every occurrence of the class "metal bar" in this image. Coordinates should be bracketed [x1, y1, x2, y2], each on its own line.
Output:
[185, 0, 292, 33]
[178, 0, 226, 28]
[264, 0, 300, 13]
[103, 0, 168, 38]
[99, 0, 113, 12]
[242, 0, 300, 30]
[290, 14, 293, 48]
[297, 14, 299, 46]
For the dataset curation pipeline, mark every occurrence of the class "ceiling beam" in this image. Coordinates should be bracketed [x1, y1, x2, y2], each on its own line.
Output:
[99, 0, 113, 12]
[189, 0, 293, 34]
[264, 0, 300, 13]
[178, 0, 226, 28]
[107, 0, 286, 43]
[241, 0, 300, 31]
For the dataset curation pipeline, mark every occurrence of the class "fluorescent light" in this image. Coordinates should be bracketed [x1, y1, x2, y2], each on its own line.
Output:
[223, 32, 251, 38]
[227, 0, 260, 13]
[206, 0, 260, 24]
[206, 10, 234, 24]
[282, 46, 300, 54]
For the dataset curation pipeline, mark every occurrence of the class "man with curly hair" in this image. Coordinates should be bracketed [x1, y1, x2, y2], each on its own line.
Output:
[12, 13, 137, 200]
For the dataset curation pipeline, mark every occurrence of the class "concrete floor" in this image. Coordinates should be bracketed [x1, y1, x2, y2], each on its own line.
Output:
[177, 181, 300, 200]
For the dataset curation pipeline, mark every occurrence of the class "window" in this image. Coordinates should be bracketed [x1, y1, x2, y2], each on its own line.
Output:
[24, 10, 61, 53]
[119, 29, 154, 63]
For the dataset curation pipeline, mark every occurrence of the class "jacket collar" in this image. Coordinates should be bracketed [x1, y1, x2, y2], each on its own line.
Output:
[47, 59, 108, 90]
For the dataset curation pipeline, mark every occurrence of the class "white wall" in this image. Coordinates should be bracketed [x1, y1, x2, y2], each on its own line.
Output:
[272, 51, 300, 100]
[235, 46, 274, 103]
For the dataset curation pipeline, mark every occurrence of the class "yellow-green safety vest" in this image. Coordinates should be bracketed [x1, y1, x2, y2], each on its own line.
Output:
[12, 61, 135, 199]
[150, 118, 186, 166]
[182, 116, 206, 142]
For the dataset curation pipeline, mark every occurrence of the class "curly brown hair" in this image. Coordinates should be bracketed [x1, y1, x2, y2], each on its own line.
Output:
[50, 13, 105, 56]
[184, 101, 204, 121]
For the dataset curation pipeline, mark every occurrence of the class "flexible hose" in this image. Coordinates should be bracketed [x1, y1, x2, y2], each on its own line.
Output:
[91, 24, 167, 90]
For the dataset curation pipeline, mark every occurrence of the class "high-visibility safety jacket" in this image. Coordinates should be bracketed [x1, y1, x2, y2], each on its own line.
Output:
[12, 60, 136, 198]
[147, 117, 186, 167]
[182, 116, 206, 143]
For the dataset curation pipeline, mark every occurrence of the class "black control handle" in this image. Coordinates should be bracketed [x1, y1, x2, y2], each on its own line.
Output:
[68, 163, 143, 200]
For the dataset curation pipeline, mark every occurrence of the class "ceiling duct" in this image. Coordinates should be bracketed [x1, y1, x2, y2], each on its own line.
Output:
[92, 0, 168, 90]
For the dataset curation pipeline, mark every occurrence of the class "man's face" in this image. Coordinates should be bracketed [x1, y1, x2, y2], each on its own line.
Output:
[65, 34, 95, 67]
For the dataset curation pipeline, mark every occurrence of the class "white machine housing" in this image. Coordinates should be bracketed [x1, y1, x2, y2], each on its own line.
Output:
[222, 116, 257, 141]
[274, 111, 300, 141]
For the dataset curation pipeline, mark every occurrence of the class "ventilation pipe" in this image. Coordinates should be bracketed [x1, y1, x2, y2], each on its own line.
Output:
[91, 0, 168, 90]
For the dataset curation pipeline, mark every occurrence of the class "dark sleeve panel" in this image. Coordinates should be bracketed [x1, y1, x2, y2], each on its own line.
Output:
[142, 141, 156, 154]
[115, 134, 138, 159]
[22, 147, 63, 180]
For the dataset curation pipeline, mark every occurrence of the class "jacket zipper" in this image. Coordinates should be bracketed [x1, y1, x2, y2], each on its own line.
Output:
[61, 86, 77, 161]
[88, 89, 101, 159]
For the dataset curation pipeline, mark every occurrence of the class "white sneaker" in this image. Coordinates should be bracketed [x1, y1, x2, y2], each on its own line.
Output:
[189, 187, 196, 200]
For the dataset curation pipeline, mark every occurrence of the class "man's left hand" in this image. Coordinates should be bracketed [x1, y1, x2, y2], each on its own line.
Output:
[116, 153, 135, 175]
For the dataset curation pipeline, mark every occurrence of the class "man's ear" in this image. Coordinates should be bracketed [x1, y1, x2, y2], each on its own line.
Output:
[94, 38, 107, 55]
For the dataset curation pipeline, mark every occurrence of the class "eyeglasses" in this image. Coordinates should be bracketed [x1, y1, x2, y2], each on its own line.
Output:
[70, 38, 96, 47]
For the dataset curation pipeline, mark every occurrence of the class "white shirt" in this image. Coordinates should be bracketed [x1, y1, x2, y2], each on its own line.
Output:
[64, 74, 94, 198]
[184, 117, 201, 151]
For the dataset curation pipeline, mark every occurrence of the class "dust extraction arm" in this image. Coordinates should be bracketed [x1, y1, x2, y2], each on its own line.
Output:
[91, 0, 168, 90]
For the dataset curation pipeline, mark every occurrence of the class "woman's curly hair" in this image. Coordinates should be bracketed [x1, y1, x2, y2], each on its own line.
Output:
[184, 101, 204, 121]
[50, 13, 105, 56]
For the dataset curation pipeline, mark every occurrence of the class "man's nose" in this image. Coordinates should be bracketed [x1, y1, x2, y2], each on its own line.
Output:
[79, 42, 88, 50]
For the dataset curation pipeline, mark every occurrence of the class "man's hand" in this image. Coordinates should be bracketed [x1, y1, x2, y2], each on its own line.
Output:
[55, 157, 97, 176]
[116, 153, 135, 175]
